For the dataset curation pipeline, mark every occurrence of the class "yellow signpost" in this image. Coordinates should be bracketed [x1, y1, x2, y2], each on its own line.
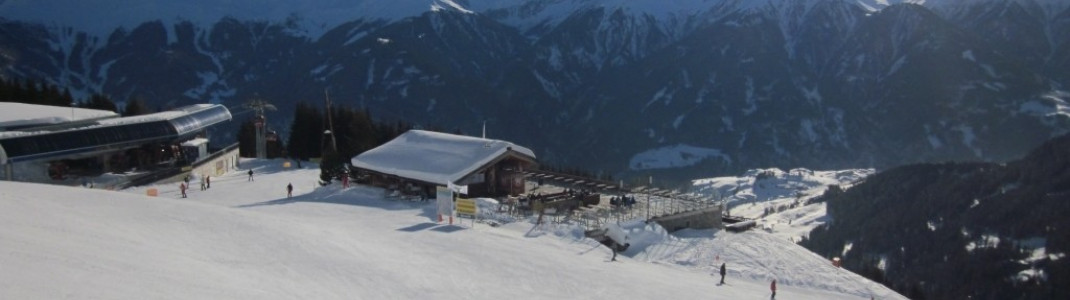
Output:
[456, 198, 477, 216]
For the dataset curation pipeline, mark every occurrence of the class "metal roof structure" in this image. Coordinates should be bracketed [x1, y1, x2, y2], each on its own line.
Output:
[0, 104, 231, 165]
[0, 102, 120, 131]
[350, 130, 536, 186]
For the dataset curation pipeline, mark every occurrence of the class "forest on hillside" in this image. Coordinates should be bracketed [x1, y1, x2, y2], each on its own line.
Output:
[0, 78, 151, 116]
[802, 134, 1070, 299]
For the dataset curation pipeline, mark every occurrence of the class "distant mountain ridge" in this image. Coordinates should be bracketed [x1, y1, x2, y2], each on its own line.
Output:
[7, 1, 1067, 38]
[0, 0, 1068, 180]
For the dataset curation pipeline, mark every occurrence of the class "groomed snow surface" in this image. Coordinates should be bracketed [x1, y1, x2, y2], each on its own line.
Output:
[1, 159, 903, 299]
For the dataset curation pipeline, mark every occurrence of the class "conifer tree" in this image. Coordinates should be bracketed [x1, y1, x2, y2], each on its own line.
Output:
[61, 88, 74, 107]
[22, 79, 40, 105]
[237, 119, 257, 157]
[286, 102, 324, 161]
[0, 78, 13, 101]
[42, 84, 67, 106]
[80, 93, 119, 113]
[318, 149, 345, 186]
[123, 98, 151, 116]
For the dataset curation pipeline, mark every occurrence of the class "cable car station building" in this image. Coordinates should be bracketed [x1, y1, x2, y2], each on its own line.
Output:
[0, 103, 232, 184]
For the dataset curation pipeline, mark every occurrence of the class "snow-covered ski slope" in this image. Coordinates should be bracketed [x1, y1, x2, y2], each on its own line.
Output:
[1, 159, 903, 299]
[692, 168, 875, 242]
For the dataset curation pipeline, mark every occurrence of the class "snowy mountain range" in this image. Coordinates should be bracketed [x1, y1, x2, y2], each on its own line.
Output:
[1, 0, 1069, 179]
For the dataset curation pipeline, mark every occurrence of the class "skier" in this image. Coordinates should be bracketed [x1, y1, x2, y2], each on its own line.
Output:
[200, 176, 206, 191]
[611, 242, 618, 261]
[287, 183, 293, 198]
[179, 182, 187, 198]
[770, 279, 777, 299]
[247, 169, 254, 181]
[206, 175, 210, 189]
[608, 238, 630, 262]
[605, 226, 629, 262]
[719, 262, 726, 284]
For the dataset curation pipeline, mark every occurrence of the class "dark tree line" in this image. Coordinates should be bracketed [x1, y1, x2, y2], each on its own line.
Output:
[285, 102, 325, 162]
[0, 78, 151, 116]
[234, 101, 414, 184]
[285, 102, 419, 163]
[0, 78, 75, 107]
[237, 119, 257, 158]
[313, 104, 413, 185]
[119, 98, 153, 116]
[236, 119, 285, 158]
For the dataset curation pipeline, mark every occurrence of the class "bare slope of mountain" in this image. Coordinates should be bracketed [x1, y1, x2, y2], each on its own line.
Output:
[1, 0, 1068, 180]
[551, 2, 1069, 179]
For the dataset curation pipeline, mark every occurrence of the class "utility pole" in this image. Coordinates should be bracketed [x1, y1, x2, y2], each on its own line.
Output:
[646, 176, 652, 220]
[245, 95, 276, 159]
[324, 89, 338, 153]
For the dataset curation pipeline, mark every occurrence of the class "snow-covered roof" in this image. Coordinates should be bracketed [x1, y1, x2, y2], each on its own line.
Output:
[180, 138, 209, 147]
[351, 130, 535, 186]
[95, 104, 214, 126]
[0, 104, 230, 164]
[0, 102, 119, 130]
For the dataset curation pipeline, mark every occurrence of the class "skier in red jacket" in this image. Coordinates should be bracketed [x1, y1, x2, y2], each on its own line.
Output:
[770, 279, 777, 299]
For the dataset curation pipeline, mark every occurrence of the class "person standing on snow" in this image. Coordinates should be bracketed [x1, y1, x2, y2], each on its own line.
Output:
[611, 242, 618, 261]
[206, 175, 210, 189]
[719, 262, 727, 284]
[608, 236, 629, 262]
[287, 183, 293, 198]
[200, 176, 206, 191]
[770, 279, 777, 299]
[247, 169, 254, 181]
[179, 182, 187, 198]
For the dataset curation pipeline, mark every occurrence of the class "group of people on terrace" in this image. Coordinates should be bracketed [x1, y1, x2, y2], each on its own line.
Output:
[609, 195, 637, 208]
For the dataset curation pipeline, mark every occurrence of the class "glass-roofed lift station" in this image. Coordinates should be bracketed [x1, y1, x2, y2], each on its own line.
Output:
[0, 104, 231, 183]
